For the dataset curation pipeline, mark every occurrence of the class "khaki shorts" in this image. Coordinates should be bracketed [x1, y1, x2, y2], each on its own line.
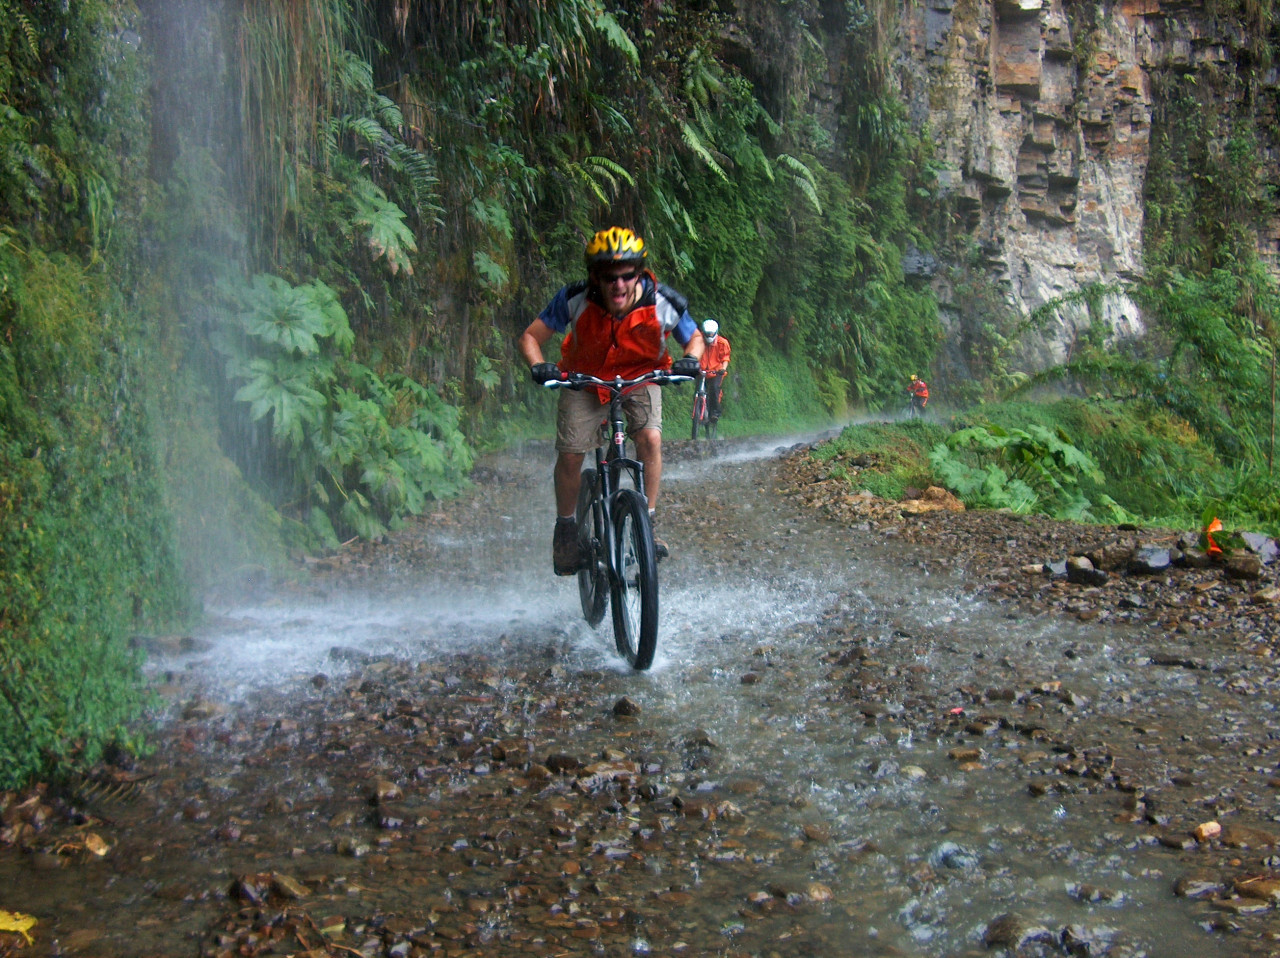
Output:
[555, 384, 662, 454]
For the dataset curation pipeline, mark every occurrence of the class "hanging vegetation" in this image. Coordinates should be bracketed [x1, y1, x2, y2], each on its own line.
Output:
[0, 0, 187, 787]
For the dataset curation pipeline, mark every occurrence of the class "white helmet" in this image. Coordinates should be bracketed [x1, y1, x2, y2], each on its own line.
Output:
[702, 319, 719, 340]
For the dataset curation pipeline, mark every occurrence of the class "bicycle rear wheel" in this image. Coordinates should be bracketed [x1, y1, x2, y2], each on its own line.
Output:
[609, 489, 659, 670]
[576, 469, 607, 626]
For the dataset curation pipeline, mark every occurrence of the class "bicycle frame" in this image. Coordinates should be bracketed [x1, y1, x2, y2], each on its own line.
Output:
[691, 371, 709, 439]
[580, 382, 646, 580]
[544, 370, 691, 669]
[554, 371, 685, 565]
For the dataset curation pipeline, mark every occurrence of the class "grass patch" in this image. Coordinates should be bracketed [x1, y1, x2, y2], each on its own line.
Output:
[811, 420, 948, 500]
[798, 398, 1280, 536]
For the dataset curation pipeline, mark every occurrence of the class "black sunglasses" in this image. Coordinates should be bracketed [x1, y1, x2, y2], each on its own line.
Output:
[599, 269, 640, 284]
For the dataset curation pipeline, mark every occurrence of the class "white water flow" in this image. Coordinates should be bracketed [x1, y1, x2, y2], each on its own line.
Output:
[149, 436, 1255, 956]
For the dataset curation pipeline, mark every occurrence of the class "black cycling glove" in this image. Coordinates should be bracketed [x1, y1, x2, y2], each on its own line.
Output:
[531, 362, 562, 384]
[671, 356, 701, 377]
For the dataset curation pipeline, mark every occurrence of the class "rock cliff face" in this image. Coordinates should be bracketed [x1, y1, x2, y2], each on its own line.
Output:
[896, 0, 1275, 370]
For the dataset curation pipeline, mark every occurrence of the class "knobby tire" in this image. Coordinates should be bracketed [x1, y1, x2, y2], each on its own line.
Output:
[609, 489, 659, 670]
[691, 395, 706, 441]
[576, 469, 608, 626]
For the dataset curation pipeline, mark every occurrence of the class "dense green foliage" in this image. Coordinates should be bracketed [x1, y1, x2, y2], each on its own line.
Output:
[809, 397, 1280, 535]
[357, 0, 939, 427]
[929, 424, 1118, 521]
[212, 273, 472, 543]
[0, 0, 188, 786]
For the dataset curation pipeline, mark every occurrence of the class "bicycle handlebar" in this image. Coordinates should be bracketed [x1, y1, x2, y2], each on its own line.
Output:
[542, 370, 694, 392]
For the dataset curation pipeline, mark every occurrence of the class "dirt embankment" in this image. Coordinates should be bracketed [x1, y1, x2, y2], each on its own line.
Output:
[777, 451, 1280, 655]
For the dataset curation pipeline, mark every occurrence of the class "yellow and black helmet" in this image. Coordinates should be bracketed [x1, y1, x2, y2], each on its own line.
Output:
[584, 227, 647, 269]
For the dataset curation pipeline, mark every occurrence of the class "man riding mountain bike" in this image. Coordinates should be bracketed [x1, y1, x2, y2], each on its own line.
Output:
[908, 374, 929, 417]
[517, 226, 704, 575]
[699, 319, 731, 427]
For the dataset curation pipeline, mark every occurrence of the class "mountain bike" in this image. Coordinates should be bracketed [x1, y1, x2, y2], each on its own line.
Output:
[904, 394, 926, 420]
[544, 369, 693, 669]
[690, 370, 711, 440]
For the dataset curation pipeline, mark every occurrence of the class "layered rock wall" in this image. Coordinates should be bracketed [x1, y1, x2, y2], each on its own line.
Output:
[896, 0, 1277, 370]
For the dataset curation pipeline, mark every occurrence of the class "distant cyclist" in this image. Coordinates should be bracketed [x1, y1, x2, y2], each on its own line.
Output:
[908, 374, 929, 416]
[517, 226, 704, 574]
[699, 319, 731, 428]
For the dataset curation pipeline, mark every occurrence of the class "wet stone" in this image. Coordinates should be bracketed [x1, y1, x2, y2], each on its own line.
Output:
[1089, 541, 1135, 571]
[613, 696, 641, 717]
[983, 912, 1053, 949]
[1128, 545, 1171, 574]
[546, 753, 582, 774]
[801, 823, 830, 842]
[1069, 883, 1124, 905]
[1174, 873, 1227, 899]
[1233, 876, 1280, 902]
[1061, 923, 1119, 956]
[928, 841, 979, 870]
[681, 729, 718, 749]
[1221, 825, 1278, 848]
[1241, 531, 1278, 564]
[1066, 556, 1109, 586]
[1211, 897, 1272, 916]
[1158, 831, 1197, 850]
[1226, 553, 1263, 581]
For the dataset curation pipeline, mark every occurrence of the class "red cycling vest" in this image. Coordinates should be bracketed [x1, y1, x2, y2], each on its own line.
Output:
[561, 272, 674, 391]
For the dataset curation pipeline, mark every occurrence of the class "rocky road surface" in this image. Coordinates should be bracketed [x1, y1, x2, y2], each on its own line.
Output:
[2, 440, 1280, 958]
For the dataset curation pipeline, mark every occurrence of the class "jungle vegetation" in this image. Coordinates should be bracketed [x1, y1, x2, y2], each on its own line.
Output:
[0, 0, 1277, 787]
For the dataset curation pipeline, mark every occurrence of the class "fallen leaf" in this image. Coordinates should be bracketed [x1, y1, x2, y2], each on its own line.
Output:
[0, 910, 37, 945]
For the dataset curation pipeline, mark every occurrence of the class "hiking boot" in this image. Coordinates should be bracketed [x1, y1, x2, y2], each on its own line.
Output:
[552, 517, 583, 576]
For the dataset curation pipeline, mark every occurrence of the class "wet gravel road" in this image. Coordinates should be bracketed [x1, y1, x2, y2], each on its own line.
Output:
[1, 436, 1279, 957]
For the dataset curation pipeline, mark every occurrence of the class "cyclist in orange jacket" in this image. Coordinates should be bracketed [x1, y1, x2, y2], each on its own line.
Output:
[518, 227, 703, 574]
[908, 374, 929, 416]
[699, 319, 731, 425]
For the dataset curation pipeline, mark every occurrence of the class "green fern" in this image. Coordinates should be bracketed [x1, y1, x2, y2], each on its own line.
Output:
[388, 143, 442, 218]
[584, 155, 634, 187]
[473, 249, 508, 291]
[468, 196, 514, 241]
[776, 153, 822, 215]
[15, 10, 39, 60]
[679, 122, 728, 182]
[593, 10, 639, 66]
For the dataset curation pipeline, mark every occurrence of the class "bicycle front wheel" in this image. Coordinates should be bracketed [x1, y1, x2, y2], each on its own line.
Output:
[609, 489, 659, 670]
[576, 469, 608, 626]
[691, 396, 705, 441]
